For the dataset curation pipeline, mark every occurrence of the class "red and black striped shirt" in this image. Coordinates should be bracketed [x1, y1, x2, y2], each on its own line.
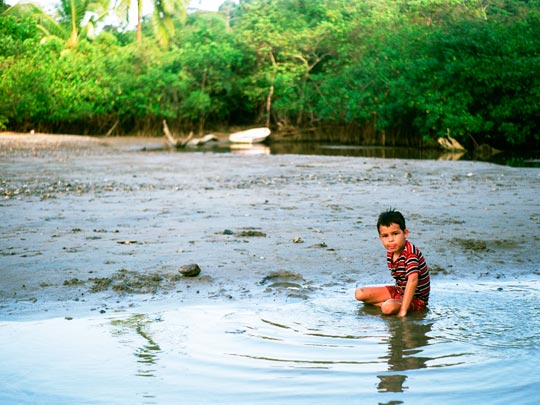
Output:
[387, 240, 430, 303]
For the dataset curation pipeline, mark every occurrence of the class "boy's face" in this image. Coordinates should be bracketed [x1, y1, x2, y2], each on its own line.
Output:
[378, 222, 408, 254]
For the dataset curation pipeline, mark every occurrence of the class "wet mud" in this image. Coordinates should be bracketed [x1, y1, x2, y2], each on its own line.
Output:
[1, 133, 539, 319]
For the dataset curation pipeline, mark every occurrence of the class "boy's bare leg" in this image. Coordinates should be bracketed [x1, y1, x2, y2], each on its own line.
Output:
[355, 286, 392, 306]
[380, 299, 402, 315]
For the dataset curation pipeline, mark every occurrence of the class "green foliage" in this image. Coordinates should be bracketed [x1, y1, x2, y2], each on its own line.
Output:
[381, 11, 540, 146]
[173, 12, 244, 130]
[4, 0, 110, 47]
[0, 14, 39, 56]
[1, 0, 539, 147]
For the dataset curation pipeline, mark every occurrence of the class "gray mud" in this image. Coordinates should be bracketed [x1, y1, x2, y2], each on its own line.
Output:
[1, 133, 539, 320]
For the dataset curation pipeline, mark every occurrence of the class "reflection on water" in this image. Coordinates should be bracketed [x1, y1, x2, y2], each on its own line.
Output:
[230, 144, 271, 155]
[112, 314, 162, 378]
[272, 143, 447, 160]
[270, 143, 539, 167]
[1, 282, 539, 404]
[378, 316, 433, 393]
[169, 141, 540, 167]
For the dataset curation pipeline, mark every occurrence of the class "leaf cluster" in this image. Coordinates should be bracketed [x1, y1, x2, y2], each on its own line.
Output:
[1, 0, 539, 148]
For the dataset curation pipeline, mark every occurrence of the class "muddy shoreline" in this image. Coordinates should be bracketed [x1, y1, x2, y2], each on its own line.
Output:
[1, 133, 539, 321]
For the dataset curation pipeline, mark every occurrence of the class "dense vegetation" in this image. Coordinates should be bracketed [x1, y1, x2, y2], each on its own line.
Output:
[1, 0, 539, 149]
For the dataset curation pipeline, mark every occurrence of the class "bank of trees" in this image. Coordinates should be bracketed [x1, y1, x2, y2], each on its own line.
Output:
[1, 0, 539, 149]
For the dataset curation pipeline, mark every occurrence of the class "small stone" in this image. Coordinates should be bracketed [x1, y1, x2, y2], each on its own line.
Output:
[179, 263, 201, 277]
[223, 229, 234, 235]
[309, 242, 327, 248]
[117, 240, 138, 245]
[292, 236, 304, 243]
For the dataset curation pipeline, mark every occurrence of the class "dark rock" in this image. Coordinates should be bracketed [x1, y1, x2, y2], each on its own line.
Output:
[236, 230, 266, 237]
[179, 263, 201, 277]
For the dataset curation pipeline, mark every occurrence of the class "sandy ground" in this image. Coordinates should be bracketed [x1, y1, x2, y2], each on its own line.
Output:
[1, 133, 539, 320]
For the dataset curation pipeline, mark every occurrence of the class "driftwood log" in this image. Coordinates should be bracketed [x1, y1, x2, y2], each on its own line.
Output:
[186, 134, 219, 146]
[105, 119, 119, 137]
[437, 136, 466, 151]
[163, 120, 193, 148]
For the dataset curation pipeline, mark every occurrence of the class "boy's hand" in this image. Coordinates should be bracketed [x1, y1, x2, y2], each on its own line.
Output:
[398, 273, 418, 317]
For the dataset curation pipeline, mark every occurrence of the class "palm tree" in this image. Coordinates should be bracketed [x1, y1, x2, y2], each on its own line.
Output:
[152, 0, 188, 47]
[114, 0, 143, 42]
[5, 0, 110, 48]
[58, 0, 111, 47]
[115, 0, 188, 46]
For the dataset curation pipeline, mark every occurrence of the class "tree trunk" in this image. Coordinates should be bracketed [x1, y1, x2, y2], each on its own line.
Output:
[136, 0, 143, 42]
[265, 84, 274, 128]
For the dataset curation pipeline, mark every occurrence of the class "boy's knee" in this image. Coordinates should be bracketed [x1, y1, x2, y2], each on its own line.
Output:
[381, 300, 399, 315]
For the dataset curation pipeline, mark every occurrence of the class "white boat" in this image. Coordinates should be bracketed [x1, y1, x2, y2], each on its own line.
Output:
[229, 127, 271, 144]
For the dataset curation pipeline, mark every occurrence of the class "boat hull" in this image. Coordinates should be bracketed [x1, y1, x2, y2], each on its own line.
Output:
[229, 127, 271, 143]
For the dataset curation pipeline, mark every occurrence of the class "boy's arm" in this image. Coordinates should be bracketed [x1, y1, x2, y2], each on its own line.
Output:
[398, 272, 418, 317]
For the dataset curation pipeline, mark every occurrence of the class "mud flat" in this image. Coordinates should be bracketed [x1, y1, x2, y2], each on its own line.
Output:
[2, 133, 540, 404]
[1, 133, 539, 319]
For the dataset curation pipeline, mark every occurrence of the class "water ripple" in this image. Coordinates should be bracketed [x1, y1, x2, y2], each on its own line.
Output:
[428, 281, 540, 351]
[1, 289, 538, 404]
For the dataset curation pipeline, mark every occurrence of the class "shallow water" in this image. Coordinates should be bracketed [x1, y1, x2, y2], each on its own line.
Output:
[171, 141, 540, 168]
[2, 281, 539, 405]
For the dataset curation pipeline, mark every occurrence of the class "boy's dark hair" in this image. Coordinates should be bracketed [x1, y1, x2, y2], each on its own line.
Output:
[377, 209, 406, 232]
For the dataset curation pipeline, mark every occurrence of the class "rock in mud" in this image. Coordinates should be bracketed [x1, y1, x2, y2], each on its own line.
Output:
[179, 263, 202, 277]
[260, 270, 304, 285]
[236, 229, 267, 237]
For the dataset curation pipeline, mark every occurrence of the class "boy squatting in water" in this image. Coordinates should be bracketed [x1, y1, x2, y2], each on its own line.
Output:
[355, 209, 430, 316]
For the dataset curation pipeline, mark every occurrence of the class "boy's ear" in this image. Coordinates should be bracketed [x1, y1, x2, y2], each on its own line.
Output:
[404, 229, 409, 238]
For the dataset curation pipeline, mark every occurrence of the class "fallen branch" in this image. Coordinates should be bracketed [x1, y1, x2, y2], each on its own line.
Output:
[181, 131, 194, 147]
[163, 120, 193, 148]
[105, 119, 119, 137]
[186, 134, 219, 146]
[437, 136, 466, 151]
[163, 120, 178, 147]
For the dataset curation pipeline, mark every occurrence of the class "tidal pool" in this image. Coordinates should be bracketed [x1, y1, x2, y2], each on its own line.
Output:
[1, 281, 538, 404]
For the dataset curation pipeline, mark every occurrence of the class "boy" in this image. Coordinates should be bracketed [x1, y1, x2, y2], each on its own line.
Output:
[355, 209, 430, 316]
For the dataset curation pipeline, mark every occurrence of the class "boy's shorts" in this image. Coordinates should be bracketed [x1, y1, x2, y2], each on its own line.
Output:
[385, 285, 428, 311]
